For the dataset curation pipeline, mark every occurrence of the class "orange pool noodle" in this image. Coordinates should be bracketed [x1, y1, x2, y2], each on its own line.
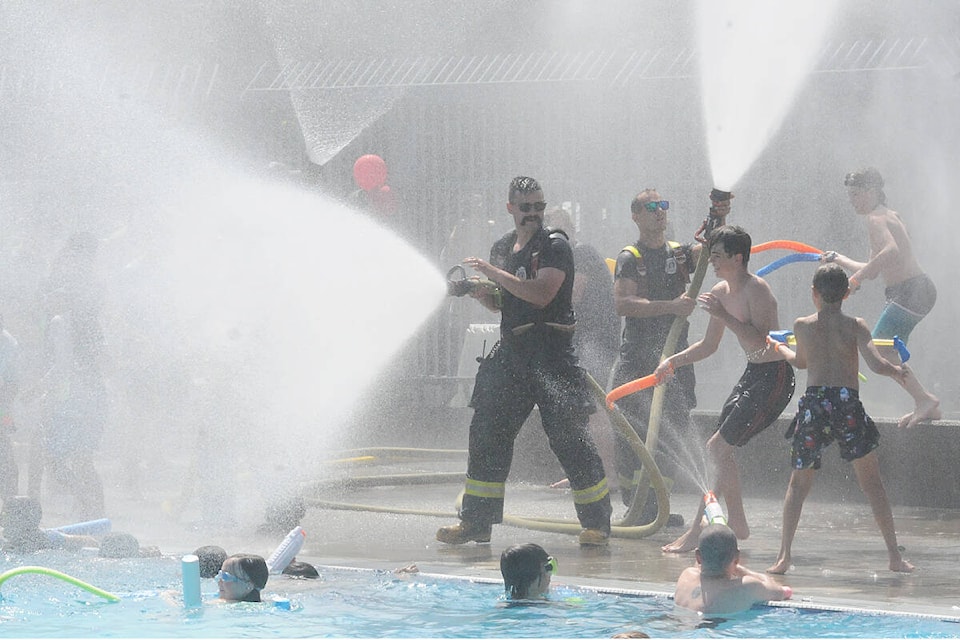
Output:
[751, 240, 822, 255]
[605, 373, 657, 409]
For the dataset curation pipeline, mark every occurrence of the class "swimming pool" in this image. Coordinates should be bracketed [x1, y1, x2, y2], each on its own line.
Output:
[1, 554, 958, 638]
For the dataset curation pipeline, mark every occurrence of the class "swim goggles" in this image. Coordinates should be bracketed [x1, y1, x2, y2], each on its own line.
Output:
[216, 569, 253, 585]
[544, 556, 558, 574]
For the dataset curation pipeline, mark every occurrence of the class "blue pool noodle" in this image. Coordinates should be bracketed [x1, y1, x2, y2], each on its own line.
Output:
[181, 554, 202, 608]
[42, 518, 112, 545]
[756, 252, 821, 277]
[53, 518, 112, 536]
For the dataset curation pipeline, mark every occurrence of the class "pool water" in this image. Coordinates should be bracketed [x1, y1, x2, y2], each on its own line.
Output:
[1, 554, 958, 638]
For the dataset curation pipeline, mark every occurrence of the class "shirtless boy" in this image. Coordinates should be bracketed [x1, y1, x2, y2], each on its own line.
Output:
[766, 263, 914, 575]
[675, 523, 791, 615]
[822, 167, 939, 429]
[656, 226, 795, 553]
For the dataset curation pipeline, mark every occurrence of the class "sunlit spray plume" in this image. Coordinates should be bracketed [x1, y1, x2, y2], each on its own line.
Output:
[703, 491, 727, 526]
[698, 1, 839, 190]
[165, 175, 447, 469]
[258, 1, 403, 165]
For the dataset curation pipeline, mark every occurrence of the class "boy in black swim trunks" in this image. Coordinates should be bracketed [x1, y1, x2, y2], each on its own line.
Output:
[766, 263, 914, 575]
[655, 226, 796, 553]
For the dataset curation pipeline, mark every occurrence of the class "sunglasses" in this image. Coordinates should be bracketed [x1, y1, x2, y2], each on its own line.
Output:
[516, 201, 547, 213]
[643, 200, 669, 212]
[543, 556, 558, 574]
[216, 569, 252, 585]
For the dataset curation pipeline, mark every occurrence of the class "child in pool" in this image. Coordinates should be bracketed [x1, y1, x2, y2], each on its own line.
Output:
[216, 554, 269, 603]
[500, 543, 555, 601]
[674, 524, 791, 614]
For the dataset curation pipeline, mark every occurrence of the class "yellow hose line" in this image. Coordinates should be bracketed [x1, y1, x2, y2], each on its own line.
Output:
[586, 374, 671, 534]
[304, 472, 466, 492]
[304, 375, 671, 540]
[305, 500, 456, 518]
[0, 566, 120, 602]
[645, 244, 711, 461]
[620, 241, 712, 525]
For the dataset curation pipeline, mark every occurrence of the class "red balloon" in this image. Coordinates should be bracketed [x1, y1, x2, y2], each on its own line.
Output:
[353, 154, 387, 191]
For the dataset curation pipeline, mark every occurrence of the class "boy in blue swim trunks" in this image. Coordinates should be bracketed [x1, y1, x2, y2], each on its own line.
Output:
[821, 167, 939, 429]
[766, 264, 914, 575]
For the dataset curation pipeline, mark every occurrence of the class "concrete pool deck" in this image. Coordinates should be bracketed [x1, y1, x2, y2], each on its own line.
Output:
[38, 410, 958, 631]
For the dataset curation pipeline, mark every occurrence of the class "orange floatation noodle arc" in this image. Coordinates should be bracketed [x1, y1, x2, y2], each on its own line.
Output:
[605, 373, 658, 409]
[751, 240, 823, 255]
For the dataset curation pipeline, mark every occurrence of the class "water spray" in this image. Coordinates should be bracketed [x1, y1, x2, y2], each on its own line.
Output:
[703, 491, 727, 526]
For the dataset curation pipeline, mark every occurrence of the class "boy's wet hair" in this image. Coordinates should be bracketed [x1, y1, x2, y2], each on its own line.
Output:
[508, 176, 541, 203]
[283, 560, 320, 579]
[813, 264, 849, 303]
[224, 554, 269, 603]
[194, 545, 228, 578]
[844, 167, 887, 204]
[709, 225, 752, 267]
[500, 542, 549, 599]
[698, 524, 739, 573]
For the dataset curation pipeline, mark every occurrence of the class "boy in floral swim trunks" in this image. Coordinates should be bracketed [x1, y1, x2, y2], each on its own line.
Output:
[766, 264, 914, 575]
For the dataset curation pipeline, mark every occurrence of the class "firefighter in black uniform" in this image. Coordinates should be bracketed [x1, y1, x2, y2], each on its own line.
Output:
[436, 176, 612, 546]
[612, 189, 729, 524]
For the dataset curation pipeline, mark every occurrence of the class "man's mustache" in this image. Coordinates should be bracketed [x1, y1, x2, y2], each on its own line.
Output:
[521, 215, 542, 226]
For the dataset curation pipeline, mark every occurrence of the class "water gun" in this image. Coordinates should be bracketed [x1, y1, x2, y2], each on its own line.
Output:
[768, 331, 910, 363]
[266, 526, 306, 574]
[703, 491, 727, 526]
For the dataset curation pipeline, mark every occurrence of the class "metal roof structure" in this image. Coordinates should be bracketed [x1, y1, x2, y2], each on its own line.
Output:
[2, 36, 957, 106]
[241, 37, 958, 93]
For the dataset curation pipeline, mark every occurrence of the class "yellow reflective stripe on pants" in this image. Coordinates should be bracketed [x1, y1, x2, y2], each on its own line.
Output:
[572, 477, 609, 505]
[464, 478, 506, 499]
